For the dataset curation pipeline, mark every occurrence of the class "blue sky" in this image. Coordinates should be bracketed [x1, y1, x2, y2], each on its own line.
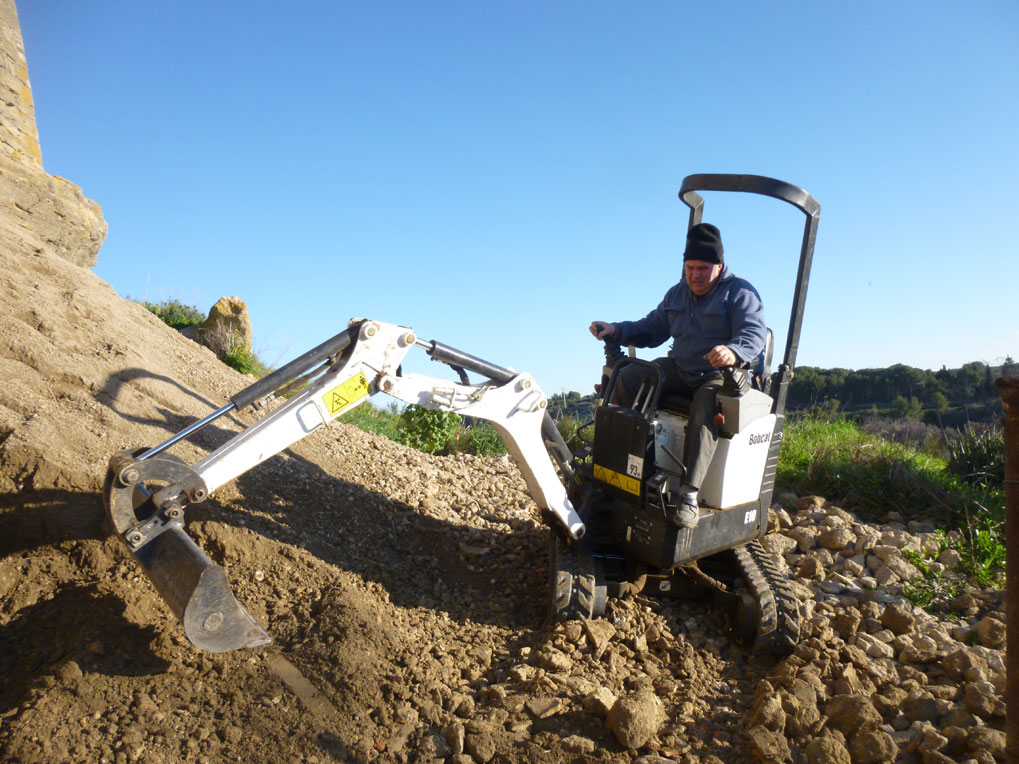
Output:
[18, 1, 1018, 397]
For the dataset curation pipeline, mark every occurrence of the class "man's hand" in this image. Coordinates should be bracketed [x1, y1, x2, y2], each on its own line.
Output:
[705, 345, 737, 368]
[589, 321, 617, 341]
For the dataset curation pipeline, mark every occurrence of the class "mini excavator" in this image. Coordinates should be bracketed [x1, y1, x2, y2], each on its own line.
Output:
[103, 174, 819, 655]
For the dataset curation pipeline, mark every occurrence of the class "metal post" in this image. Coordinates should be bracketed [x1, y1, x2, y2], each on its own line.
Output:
[995, 377, 1019, 764]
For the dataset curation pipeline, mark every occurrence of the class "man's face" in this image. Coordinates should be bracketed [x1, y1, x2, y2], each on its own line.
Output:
[684, 260, 723, 296]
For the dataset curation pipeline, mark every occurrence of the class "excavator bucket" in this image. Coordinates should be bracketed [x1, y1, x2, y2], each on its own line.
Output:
[104, 451, 270, 653]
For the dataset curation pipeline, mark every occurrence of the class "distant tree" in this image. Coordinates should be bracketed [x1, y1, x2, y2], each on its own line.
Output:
[892, 395, 923, 419]
[820, 398, 840, 420]
[1002, 355, 1019, 378]
[925, 390, 950, 416]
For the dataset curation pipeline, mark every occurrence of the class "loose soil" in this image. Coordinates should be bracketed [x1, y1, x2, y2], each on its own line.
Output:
[0, 245, 759, 763]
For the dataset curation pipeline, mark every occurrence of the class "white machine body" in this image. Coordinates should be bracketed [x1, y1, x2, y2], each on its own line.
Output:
[653, 390, 777, 510]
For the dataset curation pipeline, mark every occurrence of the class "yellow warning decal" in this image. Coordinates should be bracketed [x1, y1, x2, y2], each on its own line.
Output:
[593, 464, 641, 496]
[322, 372, 371, 417]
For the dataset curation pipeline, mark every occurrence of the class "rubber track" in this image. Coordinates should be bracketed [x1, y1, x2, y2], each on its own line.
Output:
[733, 539, 801, 656]
[549, 535, 602, 622]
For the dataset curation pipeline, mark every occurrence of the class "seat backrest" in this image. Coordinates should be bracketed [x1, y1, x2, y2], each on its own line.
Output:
[754, 329, 774, 393]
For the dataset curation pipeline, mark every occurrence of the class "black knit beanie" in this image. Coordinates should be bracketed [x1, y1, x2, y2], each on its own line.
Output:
[683, 223, 724, 264]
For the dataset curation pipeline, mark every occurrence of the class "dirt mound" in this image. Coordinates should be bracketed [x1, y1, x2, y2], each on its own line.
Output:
[0, 246, 748, 763]
[0, 245, 1005, 764]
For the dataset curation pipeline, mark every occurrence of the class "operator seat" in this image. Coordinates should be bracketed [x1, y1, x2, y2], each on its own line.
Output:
[657, 329, 774, 415]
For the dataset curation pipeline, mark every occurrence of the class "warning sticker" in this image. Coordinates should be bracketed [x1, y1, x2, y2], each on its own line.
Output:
[593, 464, 641, 496]
[322, 372, 371, 417]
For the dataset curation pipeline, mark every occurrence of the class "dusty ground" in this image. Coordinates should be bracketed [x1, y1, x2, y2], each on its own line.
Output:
[0, 245, 766, 763]
[0, 245, 1006, 764]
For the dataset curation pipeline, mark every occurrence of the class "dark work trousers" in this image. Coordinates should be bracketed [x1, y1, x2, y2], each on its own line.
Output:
[613, 358, 723, 491]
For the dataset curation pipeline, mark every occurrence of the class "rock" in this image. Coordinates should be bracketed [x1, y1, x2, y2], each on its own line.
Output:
[880, 603, 916, 635]
[0, 161, 107, 268]
[884, 554, 922, 581]
[818, 527, 855, 551]
[452, 694, 475, 718]
[442, 723, 465, 755]
[963, 681, 1005, 719]
[787, 526, 819, 553]
[942, 649, 987, 682]
[560, 735, 596, 754]
[825, 694, 882, 735]
[780, 679, 820, 738]
[192, 297, 253, 358]
[416, 730, 452, 760]
[973, 615, 1005, 649]
[880, 529, 914, 549]
[607, 690, 664, 749]
[761, 533, 797, 557]
[804, 732, 851, 764]
[832, 611, 861, 638]
[950, 592, 980, 615]
[464, 724, 497, 763]
[583, 686, 616, 716]
[966, 726, 1006, 759]
[796, 496, 826, 511]
[912, 722, 949, 754]
[524, 697, 564, 719]
[797, 556, 825, 580]
[508, 663, 537, 682]
[749, 692, 785, 733]
[0, 14, 107, 272]
[583, 619, 616, 656]
[55, 660, 83, 686]
[938, 548, 962, 567]
[833, 664, 863, 695]
[536, 648, 572, 672]
[902, 692, 940, 723]
[849, 728, 898, 764]
[746, 725, 791, 762]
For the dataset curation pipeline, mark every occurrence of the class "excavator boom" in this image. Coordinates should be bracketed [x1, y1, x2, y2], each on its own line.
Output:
[104, 319, 584, 652]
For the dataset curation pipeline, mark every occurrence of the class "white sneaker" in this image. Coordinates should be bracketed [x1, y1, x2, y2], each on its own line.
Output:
[670, 489, 699, 528]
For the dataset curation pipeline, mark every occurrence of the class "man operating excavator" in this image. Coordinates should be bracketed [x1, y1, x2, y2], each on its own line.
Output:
[589, 222, 767, 529]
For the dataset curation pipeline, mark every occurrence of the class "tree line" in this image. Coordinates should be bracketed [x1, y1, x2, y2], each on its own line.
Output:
[787, 358, 1015, 422]
[548, 358, 1017, 424]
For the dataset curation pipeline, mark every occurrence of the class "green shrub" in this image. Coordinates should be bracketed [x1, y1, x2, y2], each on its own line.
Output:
[901, 547, 959, 611]
[398, 406, 462, 454]
[222, 342, 270, 378]
[946, 424, 1004, 490]
[139, 299, 204, 330]
[554, 414, 593, 452]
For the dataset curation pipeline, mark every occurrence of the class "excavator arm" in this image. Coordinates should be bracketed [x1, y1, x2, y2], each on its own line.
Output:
[104, 319, 584, 652]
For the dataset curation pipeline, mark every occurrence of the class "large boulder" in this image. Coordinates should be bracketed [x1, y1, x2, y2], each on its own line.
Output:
[190, 296, 253, 358]
[0, 0, 106, 267]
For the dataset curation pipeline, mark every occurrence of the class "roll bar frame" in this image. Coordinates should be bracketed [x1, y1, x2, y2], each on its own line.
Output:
[678, 173, 820, 416]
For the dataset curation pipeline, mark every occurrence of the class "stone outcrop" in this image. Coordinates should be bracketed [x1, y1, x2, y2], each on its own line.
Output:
[0, 0, 106, 267]
[183, 296, 253, 359]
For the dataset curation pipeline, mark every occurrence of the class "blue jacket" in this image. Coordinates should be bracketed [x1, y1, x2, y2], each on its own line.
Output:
[614, 265, 767, 387]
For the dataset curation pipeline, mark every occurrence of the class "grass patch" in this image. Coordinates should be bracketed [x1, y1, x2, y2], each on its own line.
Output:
[778, 415, 1005, 589]
[776, 416, 1003, 526]
[339, 402, 402, 441]
[223, 342, 271, 377]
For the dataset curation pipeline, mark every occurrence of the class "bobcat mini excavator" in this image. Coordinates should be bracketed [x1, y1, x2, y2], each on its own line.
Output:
[102, 173, 819, 655]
